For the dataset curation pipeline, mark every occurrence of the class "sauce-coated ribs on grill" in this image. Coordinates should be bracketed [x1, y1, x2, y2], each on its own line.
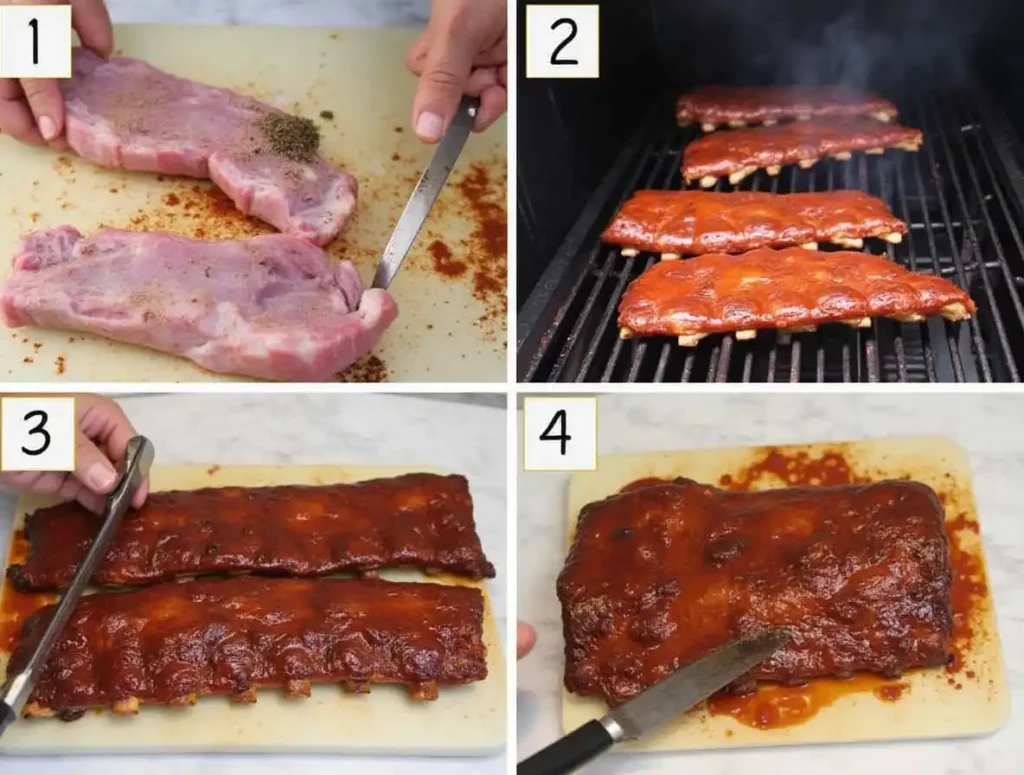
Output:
[617, 247, 975, 346]
[558, 477, 953, 707]
[9, 577, 489, 719]
[601, 190, 908, 257]
[676, 85, 899, 131]
[682, 118, 923, 188]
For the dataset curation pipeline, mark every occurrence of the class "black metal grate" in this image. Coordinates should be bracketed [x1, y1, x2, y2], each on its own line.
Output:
[518, 91, 1024, 382]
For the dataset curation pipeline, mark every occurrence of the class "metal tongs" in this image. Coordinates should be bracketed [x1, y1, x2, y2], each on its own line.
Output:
[371, 96, 480, 289]
[0, 435, 155, 738]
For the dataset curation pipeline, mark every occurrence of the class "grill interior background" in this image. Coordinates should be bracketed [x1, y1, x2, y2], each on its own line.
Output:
[518, 89, 1024, 383]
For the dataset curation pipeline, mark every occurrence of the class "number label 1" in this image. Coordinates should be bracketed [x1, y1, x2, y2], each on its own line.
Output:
[525, 4, 600, 79]
[0, 5, 73, 79]
[523, 397, 598, 472]
[1, 396, 76, 473]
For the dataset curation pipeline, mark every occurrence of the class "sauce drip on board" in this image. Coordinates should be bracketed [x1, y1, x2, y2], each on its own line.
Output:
[617, 444, 987, 730]
[0, 531, 55, 652]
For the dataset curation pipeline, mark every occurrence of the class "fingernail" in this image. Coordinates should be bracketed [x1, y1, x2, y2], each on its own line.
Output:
[415, 111, 444, 141]
[38, 116, 57, 141]
[86, 462, 116, 492]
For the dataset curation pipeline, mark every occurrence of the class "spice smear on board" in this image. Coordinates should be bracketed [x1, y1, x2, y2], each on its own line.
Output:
[258, 112, 321, 162]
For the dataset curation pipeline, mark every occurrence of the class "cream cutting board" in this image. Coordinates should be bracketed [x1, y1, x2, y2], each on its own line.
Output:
[0, 464, 506, 755]
[0, 25, 507, 383]
[562, 437, 1009, 752]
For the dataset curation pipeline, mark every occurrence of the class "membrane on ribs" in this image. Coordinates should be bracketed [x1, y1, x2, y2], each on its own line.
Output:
[61, 48, 357, 245]
[0, 226, 397, 382]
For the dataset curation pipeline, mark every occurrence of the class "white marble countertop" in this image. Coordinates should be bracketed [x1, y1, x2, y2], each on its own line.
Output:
[106, 0, 430, 27]
[517, 392, 1024, 775]
[0, 392, 507, 775]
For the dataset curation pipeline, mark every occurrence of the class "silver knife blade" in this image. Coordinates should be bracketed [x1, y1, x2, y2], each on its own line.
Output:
[0, 435, 154, 721]
[371, 96, 480, 289]
[604, 628, 791, 742]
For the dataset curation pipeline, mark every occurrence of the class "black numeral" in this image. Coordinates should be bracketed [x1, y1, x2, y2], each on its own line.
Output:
[540, 409, 572, 455]
[28, 18, 39, 65]
[21, 410, 50, 456]
[550, 18, 579, 66]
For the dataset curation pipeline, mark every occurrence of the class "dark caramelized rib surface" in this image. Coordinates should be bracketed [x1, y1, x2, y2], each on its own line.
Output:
[8, 576, 487, 718]
[601, 190, 907, 255]
[9, 473, 495, 590]
[675, 85, 898, 126]
[617, 248, 975, 337]
[681, 118, 923, 183]
[558, 478, 953, 707]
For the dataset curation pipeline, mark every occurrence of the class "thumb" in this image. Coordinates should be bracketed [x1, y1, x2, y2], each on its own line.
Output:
[74, 432, 117, 496]
[412, 30, 475, 143]
[20, 78, 64, 141]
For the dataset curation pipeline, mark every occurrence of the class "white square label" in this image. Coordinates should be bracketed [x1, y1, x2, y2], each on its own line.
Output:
[0, 4, 72, 79]
[1, 396, 76, 472]
[525, 4, 599, 79]
[523, 397, 597, 472]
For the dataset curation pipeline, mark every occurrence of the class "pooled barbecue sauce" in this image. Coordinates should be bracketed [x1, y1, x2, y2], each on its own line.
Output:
[0, 531, 55, 652]
[708, 675, 910, 730]
[615, 445, 987, 731]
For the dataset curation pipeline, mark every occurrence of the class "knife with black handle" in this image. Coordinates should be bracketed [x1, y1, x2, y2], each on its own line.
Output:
[518, 628, 790, 775]
[0, 435, 154, 738]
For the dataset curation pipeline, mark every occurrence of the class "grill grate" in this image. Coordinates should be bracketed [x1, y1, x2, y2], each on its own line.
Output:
[518, 90, 1024, 382]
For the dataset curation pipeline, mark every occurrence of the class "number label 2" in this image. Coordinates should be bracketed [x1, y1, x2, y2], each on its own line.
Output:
[1, 396, 76, 472]
[549, 18, 579, 66]
[525, 5, 600, 79]
[523, 397, 598, 472]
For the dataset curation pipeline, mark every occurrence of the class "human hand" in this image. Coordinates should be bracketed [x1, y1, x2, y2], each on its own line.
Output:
[406, 0, 507, 143]
[0, 393, 149, 514]
[0, 0, 112, 147]
[517, 621, 537, 659]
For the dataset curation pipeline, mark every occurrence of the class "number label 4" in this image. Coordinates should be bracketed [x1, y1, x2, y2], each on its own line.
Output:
[525, 5, 600, 79]
[523, 397, 598, 472]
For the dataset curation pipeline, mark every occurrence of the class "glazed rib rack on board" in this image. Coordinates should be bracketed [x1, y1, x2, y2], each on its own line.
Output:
[557, 478, 953, 707]
[617, 247, 975, 346]
[601, 190, 908, 257]
[517, 90, 1024, 383]
[7, 577, 488, 719]
[7, 473, 495, 590]
[682, 118, 924, 188]
[675, 85, 899, 131]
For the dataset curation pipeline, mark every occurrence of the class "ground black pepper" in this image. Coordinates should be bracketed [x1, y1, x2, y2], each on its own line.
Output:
[257, 112, 321, 162]
[319, 110, 334, 120]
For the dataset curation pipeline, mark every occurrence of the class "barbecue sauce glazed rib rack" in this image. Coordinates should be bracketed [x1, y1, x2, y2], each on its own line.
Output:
[518, 90, 1024, 383]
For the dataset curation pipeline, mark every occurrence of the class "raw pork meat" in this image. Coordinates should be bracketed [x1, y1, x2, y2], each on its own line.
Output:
[0, 226, 398, 382]
[60, 49, 357, 246]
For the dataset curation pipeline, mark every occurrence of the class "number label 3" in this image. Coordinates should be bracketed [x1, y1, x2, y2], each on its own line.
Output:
[523, 397, 598, 472]
[0, 5, 73, 80]
[525, 5, 600, 79]
[1, 396, 77, 473]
